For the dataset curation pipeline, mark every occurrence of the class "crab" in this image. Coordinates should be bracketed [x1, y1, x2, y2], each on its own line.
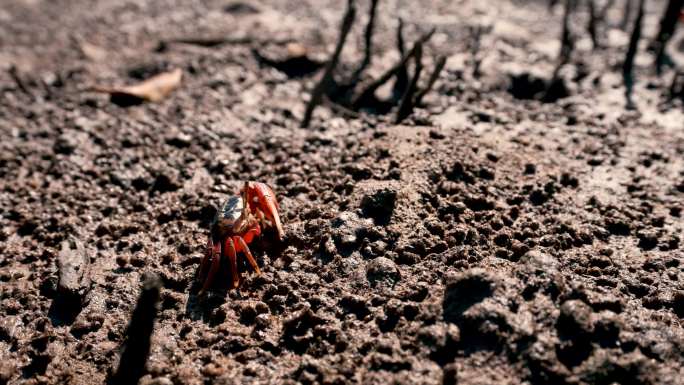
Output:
[197, 181, 284, 294]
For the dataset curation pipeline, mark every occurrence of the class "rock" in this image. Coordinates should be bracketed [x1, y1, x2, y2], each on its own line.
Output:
[281, 306, 325, 354]
[140, 377, 173, 385]
[557, 300, 594, 336]
[360, 188, 397, 225]
[165, 133, 192, 148]
[366, 257, 400, 287]
[339, 295, 371, 320]
[671, 291, 684, 318]
[53, 133, 78, 155]
[579, 350, 656, 384]
[70, 312, 104, 337]
[443, 269, 497, 324]
[560, 173, 579, 188]
[150, 171, 181, 194]
[331, 211, 372, 251]
[343, 164, 373, 181]
[604, 217, 631, 236]
[521, 249, 559, 274]
[115, 254, 130, 268]
[636, 229, 659, 250]
[0, 359, 14, 385]
[555, 299, 595, 368]
[593, 311, 622, 348]
[419, 323, 460, 360]
[57, 237, 91, 304]
[442, 362, 458, 385]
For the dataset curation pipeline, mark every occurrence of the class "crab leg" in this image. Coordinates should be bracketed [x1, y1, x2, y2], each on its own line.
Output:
[234, 236, 261, 275]
[225, 238, 240, 289]
[197, 237, 214, 281]
[245, 182, 284, 240]
[241, 224, 261, 244]
[199, 240, 221, 295]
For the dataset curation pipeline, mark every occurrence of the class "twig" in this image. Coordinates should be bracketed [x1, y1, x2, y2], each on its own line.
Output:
[558, 0, 575, 68]
[109, 273, 162, 385]
[669, 71, 684, 100]
[301, 0, 356, 128]
[598, 0, 616, 20]
[469, 25, 491, 78]
[350, 0, 380, 83]
[352, 28, 435, 109]
[395, 43, 424, 123]
[396, 18, 407, 56]
[587, 0, 600, 49]
[544, 0, 574, 101]
[414, 55, 446, 106]
[8, 66, 32, 97]
[623, 0, 645, 109]
[652, 0, 683, 74]
[620, 0, 634, 30]
[392, 18, 410, 101]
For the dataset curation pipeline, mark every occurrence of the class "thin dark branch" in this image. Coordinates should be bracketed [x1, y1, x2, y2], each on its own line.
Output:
[652, 0, 683, 74]
[352, 28, 435, 109]
[109, 273, 162, 385]
[623, 0, 645, 109]
[392, 18, 409, 101]
[469, 25, 491, 78]
[350, 0, 380, 83]
[301, 0, 356, 128]
[620, 0, 635, 30]
[395, 43, 424, 123]
[544, 0, 575, 102]
[587, 0, 600, 49]
[414, 55, 446, 106]
[559, 0, 575, 67]
[397, 18, 406, 56]
[8, 66, 32, 97]
[598, 0, 616, 20]
[669, 71, 684, 100]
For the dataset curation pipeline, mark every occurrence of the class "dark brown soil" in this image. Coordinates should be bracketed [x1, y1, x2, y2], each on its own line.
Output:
[1, 0, 683, 384]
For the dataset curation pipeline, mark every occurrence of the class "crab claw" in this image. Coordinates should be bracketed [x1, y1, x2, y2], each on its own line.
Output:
[244, 181, 284, 240]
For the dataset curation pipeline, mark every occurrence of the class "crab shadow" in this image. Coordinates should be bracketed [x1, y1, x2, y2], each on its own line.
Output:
[184, 289, 230, 325]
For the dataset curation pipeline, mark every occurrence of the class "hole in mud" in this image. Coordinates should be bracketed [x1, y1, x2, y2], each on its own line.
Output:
[48, 296, 83, 326]
[507, 73, 569, 103]
[22, 354, 50, 378]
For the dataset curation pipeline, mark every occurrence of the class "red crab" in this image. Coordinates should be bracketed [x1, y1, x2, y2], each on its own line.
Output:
[198, 181, 283, 294]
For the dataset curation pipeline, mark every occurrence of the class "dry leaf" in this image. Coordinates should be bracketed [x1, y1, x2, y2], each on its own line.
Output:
[286, 42, 308, 58]
[93, 68, 182, 106]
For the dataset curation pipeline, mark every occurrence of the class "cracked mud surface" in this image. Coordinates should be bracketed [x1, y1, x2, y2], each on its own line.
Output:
[1, 0, 683, 384]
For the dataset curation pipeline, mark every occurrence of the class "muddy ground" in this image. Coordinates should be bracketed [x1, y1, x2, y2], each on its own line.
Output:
[1, 0, 684, 384]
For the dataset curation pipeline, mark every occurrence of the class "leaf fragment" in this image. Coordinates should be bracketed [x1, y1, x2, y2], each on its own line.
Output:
[92, 68, 182, 106]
